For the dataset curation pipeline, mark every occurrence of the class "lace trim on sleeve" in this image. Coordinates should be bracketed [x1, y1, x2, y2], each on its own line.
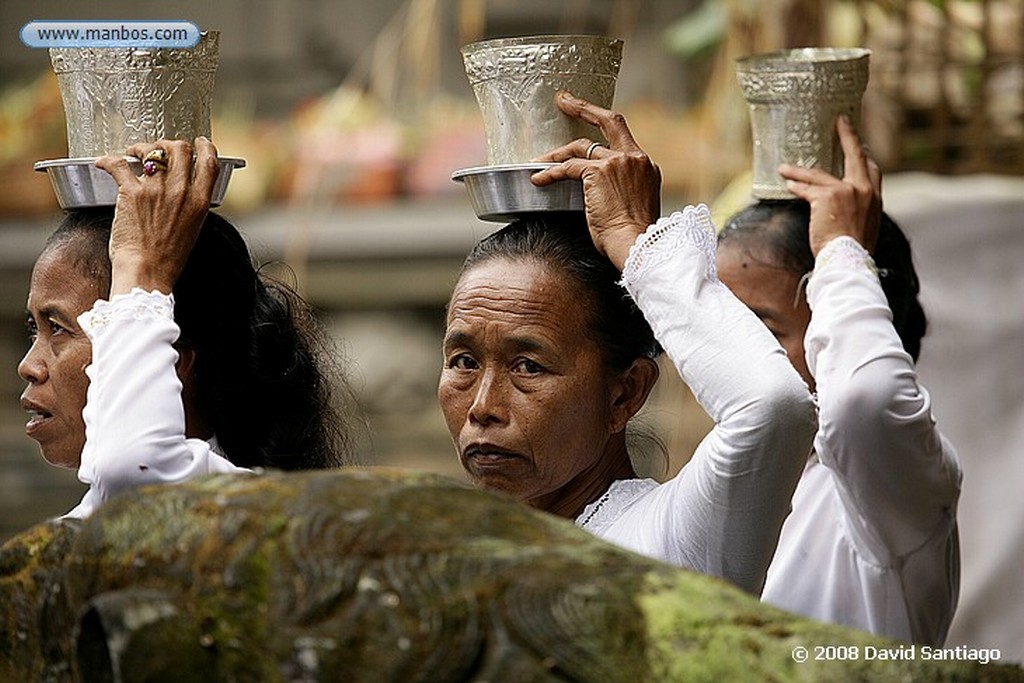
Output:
[78, 288, 175, 334]
[620, 204, 718, 286]
[812, 235, 880, 281]
[575, 478, 659, 531]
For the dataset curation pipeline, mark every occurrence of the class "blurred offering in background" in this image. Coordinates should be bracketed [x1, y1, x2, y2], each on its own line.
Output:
[0, 73, 65, 215]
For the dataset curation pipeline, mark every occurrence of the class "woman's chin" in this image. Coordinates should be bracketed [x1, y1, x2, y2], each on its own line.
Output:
[37, 444, 82, 471]
[465, 468, 514, 494]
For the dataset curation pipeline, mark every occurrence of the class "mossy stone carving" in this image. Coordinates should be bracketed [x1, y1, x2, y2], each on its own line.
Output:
[1, 469, 1019, 682]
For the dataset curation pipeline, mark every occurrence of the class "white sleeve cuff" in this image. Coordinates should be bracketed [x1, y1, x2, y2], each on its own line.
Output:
[620, 204, 718, 287]
[812, 236, 880, 281]
[78, 288, 175, 339]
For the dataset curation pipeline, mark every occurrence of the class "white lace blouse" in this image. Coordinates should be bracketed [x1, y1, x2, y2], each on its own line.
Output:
[575, 205, 818, 595]
[760, 236, 962, 645]
[63, 288, 248, 519]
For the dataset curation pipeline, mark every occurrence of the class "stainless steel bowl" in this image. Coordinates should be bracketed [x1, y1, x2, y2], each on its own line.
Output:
[452, 163, 584, 222]
[33, 156, 246, 209]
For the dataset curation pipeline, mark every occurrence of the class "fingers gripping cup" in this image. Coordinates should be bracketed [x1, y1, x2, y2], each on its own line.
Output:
[736, 48, 871, 199]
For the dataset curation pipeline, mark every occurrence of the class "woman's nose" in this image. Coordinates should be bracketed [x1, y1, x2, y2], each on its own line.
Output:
[468, 370, 508, 426]
[17, 340, 47, 384]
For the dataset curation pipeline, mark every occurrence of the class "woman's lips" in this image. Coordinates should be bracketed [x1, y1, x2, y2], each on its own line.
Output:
[21, 399, 53, 437]
[462, 443, 524, 464]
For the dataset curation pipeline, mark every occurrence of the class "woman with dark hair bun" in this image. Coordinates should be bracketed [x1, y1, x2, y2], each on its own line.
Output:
[716, 117, 962, 645]
[438, 94, 818, 595]
[18, 137, 354, 519]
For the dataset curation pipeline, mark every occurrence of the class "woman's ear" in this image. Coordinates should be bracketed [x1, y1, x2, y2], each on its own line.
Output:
[174, 345, 213, 440]
[174, 345, 197, 387]
[608, 357, 660, 435]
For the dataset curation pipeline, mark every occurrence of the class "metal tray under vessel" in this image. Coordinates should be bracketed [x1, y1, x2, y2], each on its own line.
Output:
[34, 156, 246, 209]
[452, 163, 584, 222]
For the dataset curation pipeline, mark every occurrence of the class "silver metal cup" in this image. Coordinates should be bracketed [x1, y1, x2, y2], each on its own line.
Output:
[461, 35, 622, 165]
[736, 47, 871, 199]
[50, 31, 219, 157]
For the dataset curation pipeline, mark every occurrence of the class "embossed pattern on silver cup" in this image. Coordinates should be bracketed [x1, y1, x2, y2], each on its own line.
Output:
[462, 35, 622, 165]
[736, 48, 871, 199]
[50, 31, 219, 157]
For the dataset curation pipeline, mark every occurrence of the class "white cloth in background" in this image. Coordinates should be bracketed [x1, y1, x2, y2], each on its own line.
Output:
[576, 205, 818, 596]
[883, 173, 1024, 663]
[63, 288, 248, 519]
[761, 236, 962, 646]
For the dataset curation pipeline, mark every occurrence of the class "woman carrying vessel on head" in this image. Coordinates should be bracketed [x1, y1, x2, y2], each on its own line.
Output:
[19, 138, 355, 519]
[437, 93, 818, 594]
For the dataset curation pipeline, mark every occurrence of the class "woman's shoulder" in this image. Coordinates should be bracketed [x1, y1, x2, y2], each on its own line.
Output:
[576, 478, 659, 530]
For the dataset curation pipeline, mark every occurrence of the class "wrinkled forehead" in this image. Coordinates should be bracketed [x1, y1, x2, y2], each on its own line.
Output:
[37, 231, 111, 293]
[27, 245, 104, 316]
[447, 257, 590, 331]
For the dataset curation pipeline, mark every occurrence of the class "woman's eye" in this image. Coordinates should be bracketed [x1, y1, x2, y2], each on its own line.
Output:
[448, 354, 478, 371]
[512, 358, 544, 375]
[48, 318, 68, 335]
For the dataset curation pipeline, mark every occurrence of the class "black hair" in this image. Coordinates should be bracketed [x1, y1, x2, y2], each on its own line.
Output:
[44, 207, 355, 470]
[718, 199, 928, 361]
[457, 213, 661, 372]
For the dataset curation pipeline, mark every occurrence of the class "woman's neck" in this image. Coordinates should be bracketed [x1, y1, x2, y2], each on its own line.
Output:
[530, 436, 637, 521]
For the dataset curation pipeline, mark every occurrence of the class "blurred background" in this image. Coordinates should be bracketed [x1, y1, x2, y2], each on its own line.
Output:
[1, 0, 1022, 663]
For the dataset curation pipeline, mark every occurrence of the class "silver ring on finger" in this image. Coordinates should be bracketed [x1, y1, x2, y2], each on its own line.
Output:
[585, 141, 606, 160]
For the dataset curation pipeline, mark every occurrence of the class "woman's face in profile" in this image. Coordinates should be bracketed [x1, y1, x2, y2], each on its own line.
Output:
[18, 241, 99, 469]
[438, 258, 618, 506]
[716, 240, 814, 390]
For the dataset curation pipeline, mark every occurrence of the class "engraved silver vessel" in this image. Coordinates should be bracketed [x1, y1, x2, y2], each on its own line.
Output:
[36, 30, 245, 209]
[462, 34, 622, 165]
[50, 31, 219, 157]
[736, 47, 871, 199]
[455, 35, 621, 221]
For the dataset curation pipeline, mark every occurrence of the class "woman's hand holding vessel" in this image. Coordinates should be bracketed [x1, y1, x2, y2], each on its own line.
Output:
[532, 92, 662, 271]
[778, 115, 882, 257]
[96, 137, 220, 296]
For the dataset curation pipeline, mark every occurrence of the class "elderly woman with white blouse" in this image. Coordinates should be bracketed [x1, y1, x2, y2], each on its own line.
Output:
[437, 93, 818, 595]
